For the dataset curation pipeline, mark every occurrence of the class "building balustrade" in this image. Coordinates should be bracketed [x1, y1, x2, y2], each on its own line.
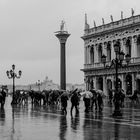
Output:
[84, 15, 140, 36]
[84, 57, 140, 69]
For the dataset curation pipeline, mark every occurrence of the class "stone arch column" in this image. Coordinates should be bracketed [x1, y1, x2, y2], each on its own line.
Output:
[103, 76, 107, 96]
[93, 76, 97, 89]
[122, 38, 127, 55]
[131, 35, 137, 58]
[111, 41, 115, 60]
[103, 42, 107, 56]
[98, 43, 103, 63]
[87, 45, 91, 64]
[120, 39, 124, 51]
[132, 73, 136, 93]
[94, 44, 98, 63]
[120, 74, 126, 94]
[136, 74, 140, 91]
[84, 46, 87, 64]
[106, 41, 111, 61]
[85, 46, 88, 64]
[136, 35, 140, 57]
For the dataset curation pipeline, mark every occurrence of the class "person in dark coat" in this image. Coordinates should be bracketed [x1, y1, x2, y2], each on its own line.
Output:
[108, 89, 113, 105]
[83, 97, 90, 113]
[60, 93, 69, 115]
[90, 90, 98, 111]
[70, 92, 80, 115]
[97, 93, 103, 111]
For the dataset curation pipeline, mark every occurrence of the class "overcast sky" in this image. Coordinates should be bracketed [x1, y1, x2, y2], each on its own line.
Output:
[0, 0, 140, 85]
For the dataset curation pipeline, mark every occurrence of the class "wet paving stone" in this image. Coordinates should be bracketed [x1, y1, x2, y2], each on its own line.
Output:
[0, 96, 140, 140]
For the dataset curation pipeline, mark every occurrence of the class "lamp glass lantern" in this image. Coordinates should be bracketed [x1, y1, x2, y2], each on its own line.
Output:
[12, 64, 15, 70]
[19, 70, 22, 76]
[6, 71, 9, 77]
[114, 42, 120, 54]
[119, 51, 125, 61]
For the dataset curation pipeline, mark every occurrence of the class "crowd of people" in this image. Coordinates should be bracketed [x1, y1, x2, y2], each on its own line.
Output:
[0, 87, 139, 115]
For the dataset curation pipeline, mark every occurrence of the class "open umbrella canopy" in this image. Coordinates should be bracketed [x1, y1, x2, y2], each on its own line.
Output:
[80, 91, 93, 98]
[96, 89, 105, 97]
[60, 91, 69, 97]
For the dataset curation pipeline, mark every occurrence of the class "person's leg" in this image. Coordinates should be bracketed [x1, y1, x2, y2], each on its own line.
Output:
[70, 104, 74, 115]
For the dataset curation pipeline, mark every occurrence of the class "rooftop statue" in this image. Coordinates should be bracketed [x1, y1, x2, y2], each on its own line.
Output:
[60, 20, 65, 31]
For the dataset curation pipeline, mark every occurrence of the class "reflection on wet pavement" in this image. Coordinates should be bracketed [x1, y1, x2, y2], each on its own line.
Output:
[0, 96, 140, 140]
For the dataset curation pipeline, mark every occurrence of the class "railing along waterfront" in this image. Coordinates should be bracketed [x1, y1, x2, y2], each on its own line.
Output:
[84, 57, 140, 69]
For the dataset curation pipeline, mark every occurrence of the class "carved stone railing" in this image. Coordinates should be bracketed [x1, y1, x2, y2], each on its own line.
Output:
[84, 15, 140, 36]
[84, 57, 140, 70]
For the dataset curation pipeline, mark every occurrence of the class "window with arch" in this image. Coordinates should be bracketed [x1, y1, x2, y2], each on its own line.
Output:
[98, 44, 102, 63]
[126, 38, 131, 57]
[107, 42, 111, 61]
[137, 35, 140, 57]
[90, 46, 94, 64]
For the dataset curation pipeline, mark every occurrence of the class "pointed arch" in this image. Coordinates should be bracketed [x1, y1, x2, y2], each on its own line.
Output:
[126, 37, 131, 57]
[90, 45, 94, 64]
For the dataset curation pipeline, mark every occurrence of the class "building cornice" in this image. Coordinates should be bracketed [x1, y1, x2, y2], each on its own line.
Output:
[81, 15, 140, 40]
[82, 64, 140, 77]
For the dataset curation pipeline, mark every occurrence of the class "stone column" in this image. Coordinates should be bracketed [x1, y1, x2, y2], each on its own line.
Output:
[87, 46, 90, 64]
[132, 73, 136, 93]
[103, 42, 107, 56]
[120, 39, 124, 51]
[94, 77, 97, 89]
[55, 32, 70, 90]
[132, 35, 138, 58]
[84, 46, 87, 64]
[88, 46, 91, 64]
[122, 38, 127, 55]
[103, 76, 107, 96]
[111, 41, 115, 60]
[94, 44, 98, 63]
[86, 46, 89, 64]
[121, 74, 126, 94]
[112, 76, 115, 91]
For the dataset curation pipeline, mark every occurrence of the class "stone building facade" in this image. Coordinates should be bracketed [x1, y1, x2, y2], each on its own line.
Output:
[81, 14, 140, 96]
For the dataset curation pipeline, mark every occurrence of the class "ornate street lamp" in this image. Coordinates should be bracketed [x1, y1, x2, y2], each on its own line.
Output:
[36, 80, 42, 91]
[6, 64, 22, 105]
[101, 41, 130, 116]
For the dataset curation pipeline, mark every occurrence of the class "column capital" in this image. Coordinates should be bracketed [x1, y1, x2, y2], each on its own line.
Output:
[122, 38, 127, 45]
[133, 35, 138, 43]
[55, 33, 70, 44]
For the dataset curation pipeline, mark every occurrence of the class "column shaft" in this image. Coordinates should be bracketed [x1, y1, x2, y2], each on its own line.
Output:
[60, 43, 66, 90]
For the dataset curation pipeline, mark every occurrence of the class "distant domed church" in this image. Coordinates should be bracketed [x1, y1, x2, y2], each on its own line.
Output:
[29, 76, 59, 91]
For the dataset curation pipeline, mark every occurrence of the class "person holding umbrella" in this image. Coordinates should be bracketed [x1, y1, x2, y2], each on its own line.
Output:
[60, 91, 69, 115]
[80, 90, 93, 113]
[70, 89, 80, 115]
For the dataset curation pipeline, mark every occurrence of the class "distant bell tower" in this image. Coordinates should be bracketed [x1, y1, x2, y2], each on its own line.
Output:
[55, 21, 70, 90]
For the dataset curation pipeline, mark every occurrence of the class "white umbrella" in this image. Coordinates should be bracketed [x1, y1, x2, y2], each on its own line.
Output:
[80, 91, 93, 98]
